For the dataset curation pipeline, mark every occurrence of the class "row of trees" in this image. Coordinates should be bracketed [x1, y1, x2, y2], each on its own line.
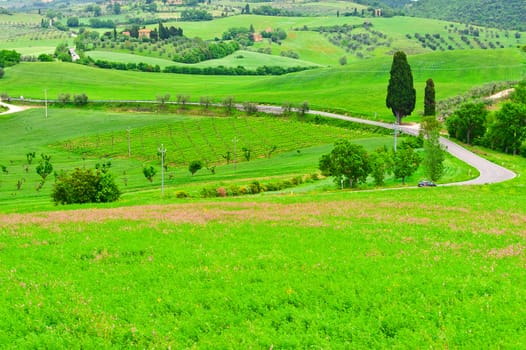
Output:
[319, 139, 424, 188]
[91, 57, 311, 76]
[320, 122, 445, 189]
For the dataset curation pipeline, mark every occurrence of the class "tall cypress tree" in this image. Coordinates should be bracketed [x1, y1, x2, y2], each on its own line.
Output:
[386, 51, 416, 124]
[424, 78, 436, 116]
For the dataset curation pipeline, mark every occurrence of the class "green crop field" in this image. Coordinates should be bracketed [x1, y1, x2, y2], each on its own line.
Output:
[0, 105, 473, 212]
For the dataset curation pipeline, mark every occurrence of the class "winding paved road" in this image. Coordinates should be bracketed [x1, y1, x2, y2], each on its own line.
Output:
[0, 101, 32, 114]
[257, 105, 516, 186]
[1, 101, 516, 186]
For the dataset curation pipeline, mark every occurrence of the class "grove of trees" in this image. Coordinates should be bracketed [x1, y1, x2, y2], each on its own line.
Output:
[446, 80, 526, 156]
[319, 138, 424, 188]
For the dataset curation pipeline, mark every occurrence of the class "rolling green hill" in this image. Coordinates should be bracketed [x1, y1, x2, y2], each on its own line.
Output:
[408, 0, 526, 31]
[2, 48, 524, 119]
[86, 49, 320, 69]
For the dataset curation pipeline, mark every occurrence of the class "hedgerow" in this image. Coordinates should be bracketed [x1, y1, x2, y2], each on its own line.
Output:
[198, 173, 322, 198]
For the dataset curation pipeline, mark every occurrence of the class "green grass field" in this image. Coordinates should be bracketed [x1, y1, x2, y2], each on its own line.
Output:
[2, 48, 524, 120]
[0, 100, 523, 348]
[1, 9, 526, 348]
[86, 49, 320, 69]
[0, 151, 525, 347]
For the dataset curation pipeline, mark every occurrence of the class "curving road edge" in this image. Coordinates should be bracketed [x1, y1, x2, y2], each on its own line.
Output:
[1, 101, 516, 186]
[258, 105, 516, 186]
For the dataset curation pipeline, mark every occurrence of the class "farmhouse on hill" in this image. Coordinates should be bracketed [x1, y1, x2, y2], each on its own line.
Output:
[68, 48, 80, 62]
[138, 28, 152, 39]
[252, 32, 263, 42]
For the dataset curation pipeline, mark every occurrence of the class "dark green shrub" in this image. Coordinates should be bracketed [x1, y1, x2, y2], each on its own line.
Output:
[189, 160, 202, 176]
[175, 191, 189, 198]
[143, 166, 156, 182]
[73, 93, 88, 106]
[520, 142, 526, 158]
[38, 54, 53, 62]
[248, 181, 261, 194]
[52, 168, 120, 205]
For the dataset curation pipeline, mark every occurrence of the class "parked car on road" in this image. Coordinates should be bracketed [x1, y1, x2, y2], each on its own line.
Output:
[418, 180, 437, 187]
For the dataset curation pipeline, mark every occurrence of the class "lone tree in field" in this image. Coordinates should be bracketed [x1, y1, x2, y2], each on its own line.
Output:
[188, 160, 202, 176]
[319, 140, 370, 188]
[36, 153, 53, 183]
[424, 78, 436, 116]
[386, 51, 416, 125]
[143, 165, 157, 183]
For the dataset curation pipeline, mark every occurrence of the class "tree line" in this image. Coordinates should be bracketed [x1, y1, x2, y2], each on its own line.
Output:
[90, 58, 313, 76]
[446, 80, 526, 156]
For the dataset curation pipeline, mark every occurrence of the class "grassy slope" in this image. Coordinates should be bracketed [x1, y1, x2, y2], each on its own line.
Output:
[0, 154, 525, 348]
[3, 48, 524, 119]
[0, 107, 407, 210]
[86, 49, 320, 69]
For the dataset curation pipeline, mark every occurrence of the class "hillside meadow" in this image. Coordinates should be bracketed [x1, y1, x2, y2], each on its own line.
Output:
[0, 150, 525, 348]
[1, 9, 526, 348]
[2, 48, 525, 119]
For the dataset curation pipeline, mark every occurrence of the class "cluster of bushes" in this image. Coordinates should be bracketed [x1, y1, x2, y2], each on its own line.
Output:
[172, 41, 240, 64]
[199, 173, 322, 198]
[280, 50, 299, 59]
[0, 49, 21, 68]
[320, 138, 430, 188]
[52, 166, 120, 205]
[446, 80, 526, 156]
[222, 26, 255, 47]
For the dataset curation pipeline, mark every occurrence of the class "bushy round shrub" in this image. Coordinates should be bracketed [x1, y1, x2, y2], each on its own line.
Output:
[52, 168, 120, 205]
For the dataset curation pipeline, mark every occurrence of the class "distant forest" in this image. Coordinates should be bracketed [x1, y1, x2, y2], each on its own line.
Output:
[357, 0, 526, 31]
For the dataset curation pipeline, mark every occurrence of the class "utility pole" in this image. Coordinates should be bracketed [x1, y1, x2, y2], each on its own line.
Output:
[127, 127, 131, 157]
[232, 136, 238, 171]
[44, 89, 48, 119]
[158, 144, 166, 197]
